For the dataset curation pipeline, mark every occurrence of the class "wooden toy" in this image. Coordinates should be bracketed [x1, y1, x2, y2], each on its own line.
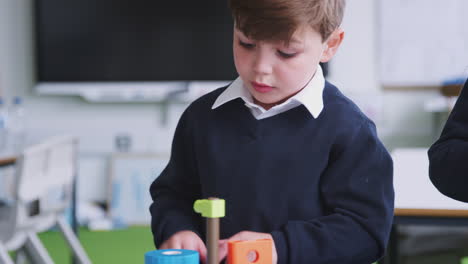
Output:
[193, 198, 225, 264]
[228, 239, 272, 264]
[144, 249, 199, 264]
[146, 198, 273, 264]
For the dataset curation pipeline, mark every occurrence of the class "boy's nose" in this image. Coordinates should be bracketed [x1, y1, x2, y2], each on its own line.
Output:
[252, 53, 273, 75]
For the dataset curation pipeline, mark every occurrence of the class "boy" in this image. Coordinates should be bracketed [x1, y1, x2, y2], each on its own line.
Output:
[150, 0, 394, 263]
[429, 78, 468, 202]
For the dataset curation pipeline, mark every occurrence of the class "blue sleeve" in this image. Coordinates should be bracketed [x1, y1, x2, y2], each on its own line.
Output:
[429, 80, 468, 202]
[149, 108, 202, 248]
[271, 121, 394, 264]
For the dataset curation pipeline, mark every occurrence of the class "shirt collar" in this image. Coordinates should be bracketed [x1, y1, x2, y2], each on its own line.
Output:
[212, 64, 325, 118]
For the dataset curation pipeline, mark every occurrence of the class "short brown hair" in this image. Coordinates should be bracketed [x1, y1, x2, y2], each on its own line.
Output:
[229, 0, 345, 43]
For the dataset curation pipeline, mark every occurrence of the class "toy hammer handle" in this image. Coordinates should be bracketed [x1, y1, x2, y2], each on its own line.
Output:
[193, 197, 225, 264]
[207, 216, 219, 264]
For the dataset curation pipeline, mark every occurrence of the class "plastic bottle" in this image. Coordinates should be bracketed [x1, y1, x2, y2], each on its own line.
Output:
[0, 97, 8, 151]
[7, 96, 26, 153]
[0, 97, 10, 203]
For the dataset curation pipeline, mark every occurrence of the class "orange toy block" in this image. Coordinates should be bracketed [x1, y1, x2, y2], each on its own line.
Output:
[227, 239, 272, 264]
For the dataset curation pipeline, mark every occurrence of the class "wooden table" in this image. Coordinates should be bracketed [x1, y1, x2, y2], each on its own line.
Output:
[393, 148, 468, 217]
[0, 155, 17, 167]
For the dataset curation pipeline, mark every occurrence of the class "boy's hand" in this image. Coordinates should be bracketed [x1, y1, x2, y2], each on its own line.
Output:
[218, 231, 278, 264]
[159, 230, 207, 263]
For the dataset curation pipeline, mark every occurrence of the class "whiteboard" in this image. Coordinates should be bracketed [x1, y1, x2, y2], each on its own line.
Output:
[380, 0, 468, 86]
[108, 153, 169, 225]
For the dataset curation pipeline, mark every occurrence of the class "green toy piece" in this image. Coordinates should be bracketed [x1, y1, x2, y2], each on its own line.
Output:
[193, 199, 225, 218]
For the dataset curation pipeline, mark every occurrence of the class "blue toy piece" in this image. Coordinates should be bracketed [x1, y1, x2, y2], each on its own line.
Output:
[145, 249, 199, 264]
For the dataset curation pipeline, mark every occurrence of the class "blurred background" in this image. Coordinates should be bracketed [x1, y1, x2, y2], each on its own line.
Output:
[0, 0, 467, 263]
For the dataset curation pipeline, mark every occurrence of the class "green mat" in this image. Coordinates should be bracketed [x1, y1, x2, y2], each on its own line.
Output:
[38, 226, 155, 264]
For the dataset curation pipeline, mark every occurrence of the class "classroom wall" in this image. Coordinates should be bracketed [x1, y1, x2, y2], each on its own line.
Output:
[329, 0, 439, 146]
[0, 0, 438, 203]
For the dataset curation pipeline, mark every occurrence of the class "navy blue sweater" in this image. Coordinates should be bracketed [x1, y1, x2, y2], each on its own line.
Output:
[429, 79, 468, 202]
[150, 82, 394, 264]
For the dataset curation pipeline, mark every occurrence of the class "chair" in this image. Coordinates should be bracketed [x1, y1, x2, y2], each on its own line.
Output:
[0, 135, 91, 264]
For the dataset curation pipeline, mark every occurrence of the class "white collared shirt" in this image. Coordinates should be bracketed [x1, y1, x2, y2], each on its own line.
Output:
[212, 65, 325, 120]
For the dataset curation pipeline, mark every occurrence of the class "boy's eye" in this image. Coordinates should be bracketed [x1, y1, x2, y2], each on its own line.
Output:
[239, 40, 255, 49]
[277, 50, 297, 58]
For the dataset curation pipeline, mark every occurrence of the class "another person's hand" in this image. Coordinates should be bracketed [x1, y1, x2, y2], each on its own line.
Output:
[218, 231, 277, 264]
[159, 230, 207, 263]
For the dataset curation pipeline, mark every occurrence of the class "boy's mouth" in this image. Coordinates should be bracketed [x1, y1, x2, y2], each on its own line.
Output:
[251, 82, 274, 93]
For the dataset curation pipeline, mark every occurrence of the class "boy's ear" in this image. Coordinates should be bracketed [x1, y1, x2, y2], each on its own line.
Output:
[320, 28, 344, 63]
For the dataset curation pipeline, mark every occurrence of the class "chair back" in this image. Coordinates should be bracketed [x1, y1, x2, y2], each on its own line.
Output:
[14, 135, 77, 231]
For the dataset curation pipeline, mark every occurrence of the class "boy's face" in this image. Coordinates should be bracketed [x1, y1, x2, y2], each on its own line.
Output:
[233, 25, 343, 110]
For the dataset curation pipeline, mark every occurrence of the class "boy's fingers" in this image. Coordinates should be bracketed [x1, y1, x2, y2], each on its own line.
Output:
[218, 242, 228, 263]
[159, 240, 179, 250]
[217, 239, 228, 262]
[158, 243, 167, 249]
[230, 231, 272, 242]
[181, 238, 206, 263]
[197, 243, 207, 264]
[227, 232, 242, 241]
[178, 238, 206, 263]
[228, 231, 252, 241]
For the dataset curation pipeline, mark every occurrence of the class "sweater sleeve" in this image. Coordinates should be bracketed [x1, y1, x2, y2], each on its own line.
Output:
[271, 121, 394, 264]
[428, 80, 468, 202]
[149, 108, 203, 248]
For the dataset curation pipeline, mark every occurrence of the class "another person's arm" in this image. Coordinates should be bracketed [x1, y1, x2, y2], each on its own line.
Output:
[429, 79, 468, 202]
